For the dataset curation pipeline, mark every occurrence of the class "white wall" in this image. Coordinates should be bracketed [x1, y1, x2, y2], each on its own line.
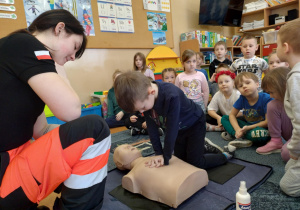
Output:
[66, 0, 236, 103]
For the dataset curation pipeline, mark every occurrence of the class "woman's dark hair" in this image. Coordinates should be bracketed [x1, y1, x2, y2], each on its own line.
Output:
[10, 9, 87, 58]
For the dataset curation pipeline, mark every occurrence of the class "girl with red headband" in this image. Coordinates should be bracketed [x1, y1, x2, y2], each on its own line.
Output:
[207, 70, 242, 130]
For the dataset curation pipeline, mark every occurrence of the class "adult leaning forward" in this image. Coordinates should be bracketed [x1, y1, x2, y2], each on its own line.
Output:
[0, 9, 110, 209]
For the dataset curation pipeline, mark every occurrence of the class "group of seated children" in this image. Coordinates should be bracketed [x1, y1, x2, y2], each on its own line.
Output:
[110, 20, 300, 198]
[109, 21, 300, 199]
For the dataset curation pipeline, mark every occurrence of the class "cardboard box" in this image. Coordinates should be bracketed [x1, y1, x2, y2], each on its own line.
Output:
[263, 31, 278, 44]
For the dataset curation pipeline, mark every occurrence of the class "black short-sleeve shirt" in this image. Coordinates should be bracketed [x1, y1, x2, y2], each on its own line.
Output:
[0, 33, 56, 151]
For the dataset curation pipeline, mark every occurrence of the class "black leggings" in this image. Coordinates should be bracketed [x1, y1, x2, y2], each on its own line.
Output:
[174, 116, 227, 169]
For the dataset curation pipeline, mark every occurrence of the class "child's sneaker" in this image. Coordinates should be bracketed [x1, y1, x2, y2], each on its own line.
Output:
[206, 123, 225, 132]
[223, 145, 236, 159]
[221, 131, 234, 141]
[256, 141, 283, 155]
[158, 127, 164, 136]
[204, 138, 224, 154]
[228, 139, 253, 148]
[130, 127, 140, 136]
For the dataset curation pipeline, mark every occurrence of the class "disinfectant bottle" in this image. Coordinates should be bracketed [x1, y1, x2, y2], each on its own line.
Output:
[236, 181, 251, 210]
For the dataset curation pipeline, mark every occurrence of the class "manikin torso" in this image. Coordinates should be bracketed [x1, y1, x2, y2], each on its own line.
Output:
[121, 155, 209, 208]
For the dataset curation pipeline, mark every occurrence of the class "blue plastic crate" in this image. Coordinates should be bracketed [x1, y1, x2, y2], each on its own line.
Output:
[46, 105, 102, 125]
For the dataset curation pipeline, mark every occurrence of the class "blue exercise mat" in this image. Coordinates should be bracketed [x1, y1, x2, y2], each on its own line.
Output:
[102, 158, 272, 210]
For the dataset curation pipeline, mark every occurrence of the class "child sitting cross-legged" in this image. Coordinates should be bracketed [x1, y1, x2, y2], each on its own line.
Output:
[207, 70, 241, 131]
[208, 63, 231, 97]
[221, 72, 273, 149]
[105, 70, 130, 128]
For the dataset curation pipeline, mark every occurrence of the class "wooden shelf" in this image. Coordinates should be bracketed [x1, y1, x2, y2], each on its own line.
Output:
[243, 22, 287, 32]
[242, 0, 298, 17]
[242, 8, 265, 17]
[265, 0, 298, 11]
[201, 64, 210, 67]
[148, 57, 179, 60]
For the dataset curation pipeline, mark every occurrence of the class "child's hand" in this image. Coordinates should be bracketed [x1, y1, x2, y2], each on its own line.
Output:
[115, 111, 124, 121]
[235, 128, 244, 138]
[145, 155, 164, 168]
[217, 117, 222, 127]
[240, 125, 250, 133]
[209, 73, 216, 82]
[142, 121, 147, 129]
[130, 115, 138, 123]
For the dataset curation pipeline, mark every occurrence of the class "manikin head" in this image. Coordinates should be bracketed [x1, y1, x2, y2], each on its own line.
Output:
[113, 144, 142, 170]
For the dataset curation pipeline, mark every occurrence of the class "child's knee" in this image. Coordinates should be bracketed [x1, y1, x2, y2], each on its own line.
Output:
[221, 115, 229, 124]
[280, 159, 300, 197]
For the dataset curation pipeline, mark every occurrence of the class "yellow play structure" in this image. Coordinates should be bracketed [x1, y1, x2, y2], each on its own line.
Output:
[146, 46, 183, 80]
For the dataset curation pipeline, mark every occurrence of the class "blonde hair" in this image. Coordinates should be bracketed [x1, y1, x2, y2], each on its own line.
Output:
[133, 52, 147, 73]
[182, 49, 196, 71]
[268, 51, 277, 62]
[112, 69, 122, 81]
[162, 68, 177, 81]
[261, 67, 290, 101]
[278, 18, 300, 54]
[235, 72, 259, 87]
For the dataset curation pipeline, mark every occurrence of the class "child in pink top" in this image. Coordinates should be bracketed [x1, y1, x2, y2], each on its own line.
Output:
[175, 49, 209, 112]
[133, 52, 155, 80]
[175, 50, 221, 131]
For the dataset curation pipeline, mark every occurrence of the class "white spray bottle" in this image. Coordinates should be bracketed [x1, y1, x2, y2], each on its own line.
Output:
[236, 181, 251, 210]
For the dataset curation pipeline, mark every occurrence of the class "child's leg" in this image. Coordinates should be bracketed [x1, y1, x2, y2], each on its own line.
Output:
[124, 117, 143, 130]
[281, 139, 291, 162]
[243, 127, 270, 145]
[257, 101, 293, 154]
[105, 116, 125, 128]
[221, 115, 248, 137]
[175, 117, 227, 169]
[280, 158, 300, 197]
[0, 115, 110, 209]
[267, 100, 293, 141]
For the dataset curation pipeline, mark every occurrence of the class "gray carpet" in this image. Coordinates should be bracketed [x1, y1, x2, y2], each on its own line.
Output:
[206, 131, 300, 209]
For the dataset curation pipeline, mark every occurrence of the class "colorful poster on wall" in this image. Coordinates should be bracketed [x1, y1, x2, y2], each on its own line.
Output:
[161, 0, 170, 12]
[77, 0, 95, 36]
[143, 0, 158, 11]
[143, 0, 170, 12]
[22, 0, 95, 36]
[98, 0, 134, 33]
[147, 12, 167, 31]
[152, 31, 166, 45]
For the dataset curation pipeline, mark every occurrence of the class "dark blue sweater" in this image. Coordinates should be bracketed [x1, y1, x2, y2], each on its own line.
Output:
[144, 81, 204, 165]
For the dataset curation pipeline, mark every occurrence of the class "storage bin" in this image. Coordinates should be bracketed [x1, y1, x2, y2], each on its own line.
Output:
[263, 30, 278, 44]
[46, 105, 102, 125]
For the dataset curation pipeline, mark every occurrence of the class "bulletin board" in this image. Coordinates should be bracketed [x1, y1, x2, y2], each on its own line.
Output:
[0, 1, 174, 49]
